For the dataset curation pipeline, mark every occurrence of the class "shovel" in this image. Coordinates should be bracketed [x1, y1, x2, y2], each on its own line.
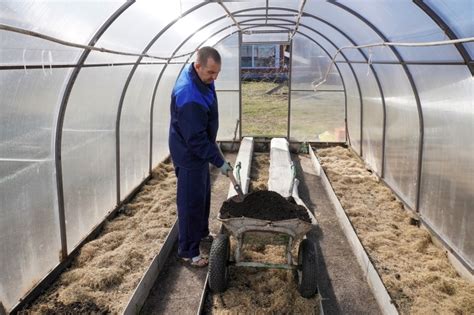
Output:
[216, 142, 245, 203]
[227, 170, 245, 203]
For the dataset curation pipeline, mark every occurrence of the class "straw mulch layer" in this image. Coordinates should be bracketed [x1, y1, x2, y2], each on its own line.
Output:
[210, 152, 320, 314]
[24, 160, 177, 314]
[317, 146, 474, 315]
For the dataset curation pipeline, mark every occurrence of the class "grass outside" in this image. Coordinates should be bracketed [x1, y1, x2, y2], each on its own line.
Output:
[241, 81, 345, 141]
[241, 81, 288, 137]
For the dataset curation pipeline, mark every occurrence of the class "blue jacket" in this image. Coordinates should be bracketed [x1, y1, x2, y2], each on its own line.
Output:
[169, 63, 224, 169]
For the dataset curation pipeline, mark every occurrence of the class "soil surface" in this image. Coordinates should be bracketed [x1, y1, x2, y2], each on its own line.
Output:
[317, 146, 474, 314]
[39, 300, 109, 315]
[220, 190, 311, 223]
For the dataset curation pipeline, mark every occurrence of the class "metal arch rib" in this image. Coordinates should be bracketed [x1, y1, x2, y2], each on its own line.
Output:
[413, 0, 473, 75]
[327, 1, 424, 212]
[54, 0, 135, 261]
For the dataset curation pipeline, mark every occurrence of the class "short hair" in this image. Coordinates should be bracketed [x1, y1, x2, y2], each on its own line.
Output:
[196, 46, 221, 66]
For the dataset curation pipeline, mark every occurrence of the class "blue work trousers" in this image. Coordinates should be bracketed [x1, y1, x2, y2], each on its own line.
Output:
[175, 165, 211, 258]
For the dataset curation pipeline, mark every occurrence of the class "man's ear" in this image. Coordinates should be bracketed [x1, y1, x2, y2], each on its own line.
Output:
[195, 62, 202, 71]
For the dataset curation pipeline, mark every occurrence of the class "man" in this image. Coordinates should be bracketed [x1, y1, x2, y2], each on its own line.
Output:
[169, 47, 232, 267]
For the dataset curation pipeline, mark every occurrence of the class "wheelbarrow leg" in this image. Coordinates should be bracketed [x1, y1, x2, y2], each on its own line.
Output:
[286, 236, 294, 265]
[235, 233, 244, 263]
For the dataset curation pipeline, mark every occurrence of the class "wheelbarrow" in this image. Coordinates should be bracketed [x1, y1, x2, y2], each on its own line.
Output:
[208, 193, 318, 298]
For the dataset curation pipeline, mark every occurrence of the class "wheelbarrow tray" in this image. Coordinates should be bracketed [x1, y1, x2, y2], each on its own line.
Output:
[217, 215, 313, 241]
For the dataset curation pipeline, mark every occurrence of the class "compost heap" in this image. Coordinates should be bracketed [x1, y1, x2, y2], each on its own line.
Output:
[220, 190, 311, 223]
[317, 146, 474, 315]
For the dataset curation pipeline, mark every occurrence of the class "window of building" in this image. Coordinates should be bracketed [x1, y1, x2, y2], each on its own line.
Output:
[241, 44, 279, 69]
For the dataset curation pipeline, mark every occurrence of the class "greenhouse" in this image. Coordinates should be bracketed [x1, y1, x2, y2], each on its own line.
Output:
[0, 0, 473, 314]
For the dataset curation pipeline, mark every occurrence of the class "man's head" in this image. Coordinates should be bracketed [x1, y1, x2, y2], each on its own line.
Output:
[194, 46, 221, 84]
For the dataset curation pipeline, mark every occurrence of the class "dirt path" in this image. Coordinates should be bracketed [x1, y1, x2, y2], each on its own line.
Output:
[317, 146, 474, 314]
[293, 153, 380, 314]
[141, 153, 236, 314]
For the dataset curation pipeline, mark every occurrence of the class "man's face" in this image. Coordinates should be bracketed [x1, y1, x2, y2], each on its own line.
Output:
[195, 57, 221, 84]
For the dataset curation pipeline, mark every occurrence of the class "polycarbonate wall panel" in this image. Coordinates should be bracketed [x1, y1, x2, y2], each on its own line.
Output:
[215, 34, 240, 91]
[291, 35, 343, 91]
[120, 65, 162, 199]
[0, 69, 69, 311]
[373, 65, 419, 208]
[86, 1, 183, 64]
[304, 2, 398, 62]
[153, 64, 183, 166]
[425, 0, 474, 57]
[353, 64, 383, 174]
[217, 92, 240, 140]
[0, 1, 120, 65]
[148, 4, 223, 57]
[339, 0, 461, 62]
[0, 161, 60, 311]
[338, 63, 361, 154]
[290, 91, 345, 142]
[62, 65, 133, 252]
[410, 65, 473, 268]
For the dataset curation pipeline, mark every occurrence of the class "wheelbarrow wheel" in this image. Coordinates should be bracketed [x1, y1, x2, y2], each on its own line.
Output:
[208, 234, 230, 292]
[295, 239, 317, 298]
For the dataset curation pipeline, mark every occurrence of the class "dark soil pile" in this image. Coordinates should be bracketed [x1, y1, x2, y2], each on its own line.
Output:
[40, 300, 109, 314]
[220, 190, 311, 223]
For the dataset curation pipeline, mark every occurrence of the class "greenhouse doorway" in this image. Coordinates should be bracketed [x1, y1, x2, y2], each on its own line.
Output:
[240, 43, 290, 138]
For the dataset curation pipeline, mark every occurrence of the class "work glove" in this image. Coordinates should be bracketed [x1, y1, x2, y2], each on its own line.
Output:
[219, 161, 233, 176]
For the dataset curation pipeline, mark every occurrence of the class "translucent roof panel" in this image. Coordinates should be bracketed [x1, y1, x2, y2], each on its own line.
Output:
[172, 18, 235, 63]
[147, 4, 223, 57]
[234, 9, 267, 19]
[301, 17, 386, 62]
[303, 2, 399, 62]
[270, 0, 301, 11]
[0, 1, 120, 65]
[200, 26, 239, 49]
[338, 0, 462, 62]
[85, 1, 185, 64]
[224, 1, 267, 14]
[425, 0, 474, 57]
[242, 31, 289, 43]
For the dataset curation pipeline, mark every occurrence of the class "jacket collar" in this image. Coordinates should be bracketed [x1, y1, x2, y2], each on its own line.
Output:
[188, 62, 214, 93]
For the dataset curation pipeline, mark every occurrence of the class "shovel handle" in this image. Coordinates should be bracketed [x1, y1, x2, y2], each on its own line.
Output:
[228, 171, 245, 199]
